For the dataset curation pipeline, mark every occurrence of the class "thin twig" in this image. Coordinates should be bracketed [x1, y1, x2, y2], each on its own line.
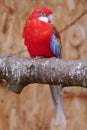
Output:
[60, 10, 87, 33]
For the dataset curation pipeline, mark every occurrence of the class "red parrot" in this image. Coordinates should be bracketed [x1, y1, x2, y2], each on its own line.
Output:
[23, 7, 66, 129]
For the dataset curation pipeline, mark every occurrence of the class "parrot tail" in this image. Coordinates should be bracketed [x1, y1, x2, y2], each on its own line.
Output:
[49, 84, 66, 129]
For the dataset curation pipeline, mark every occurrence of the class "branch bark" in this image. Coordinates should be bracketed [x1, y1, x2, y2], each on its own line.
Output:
[0, 56, 87, 94]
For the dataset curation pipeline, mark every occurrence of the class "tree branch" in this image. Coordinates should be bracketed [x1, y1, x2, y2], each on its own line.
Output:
[0, 56, 87, 94]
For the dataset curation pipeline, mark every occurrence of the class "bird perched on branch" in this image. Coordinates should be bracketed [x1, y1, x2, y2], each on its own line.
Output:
[23, 7, 66, 129]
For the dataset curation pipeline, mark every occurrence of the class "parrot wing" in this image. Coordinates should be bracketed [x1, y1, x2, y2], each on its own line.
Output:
[50, 34, 62, 58]
[50, 26, 62, 59]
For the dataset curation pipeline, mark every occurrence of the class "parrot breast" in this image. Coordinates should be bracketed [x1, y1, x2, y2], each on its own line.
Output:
[23, 20, 54, 57]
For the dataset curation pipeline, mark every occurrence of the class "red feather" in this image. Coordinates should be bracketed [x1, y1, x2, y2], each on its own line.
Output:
[29, 7, 52, 20]
[23, 19, 55, 57]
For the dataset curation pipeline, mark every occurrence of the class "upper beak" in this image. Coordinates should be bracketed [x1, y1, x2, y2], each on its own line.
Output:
[48, 14, 53, 23]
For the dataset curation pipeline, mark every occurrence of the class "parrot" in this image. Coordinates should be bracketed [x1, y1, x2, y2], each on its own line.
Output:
[23, 7, 66, 129]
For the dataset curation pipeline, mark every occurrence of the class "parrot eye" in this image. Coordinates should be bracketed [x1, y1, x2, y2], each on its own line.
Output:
[41, 12, 46, 17]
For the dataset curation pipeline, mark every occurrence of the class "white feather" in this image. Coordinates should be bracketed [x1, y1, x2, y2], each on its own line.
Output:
[38, 16, 49, 23]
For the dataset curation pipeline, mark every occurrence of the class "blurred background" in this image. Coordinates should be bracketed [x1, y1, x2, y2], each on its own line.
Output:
[0, 0, 87, 130]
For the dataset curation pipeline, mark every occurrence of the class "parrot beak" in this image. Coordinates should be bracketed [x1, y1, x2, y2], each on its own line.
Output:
[48, 14, 53, 23]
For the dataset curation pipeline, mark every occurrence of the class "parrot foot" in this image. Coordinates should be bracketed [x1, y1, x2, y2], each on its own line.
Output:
[35, 56, 44, 59]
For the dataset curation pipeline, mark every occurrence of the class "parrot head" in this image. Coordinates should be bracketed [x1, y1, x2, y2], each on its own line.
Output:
[29, 7, 53, 23]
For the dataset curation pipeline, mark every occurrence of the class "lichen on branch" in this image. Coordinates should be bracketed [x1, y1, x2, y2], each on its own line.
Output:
[0, 56, 87, 94]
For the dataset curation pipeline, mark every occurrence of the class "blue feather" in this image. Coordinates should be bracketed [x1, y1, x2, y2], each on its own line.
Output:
[50, 34, 62, 59]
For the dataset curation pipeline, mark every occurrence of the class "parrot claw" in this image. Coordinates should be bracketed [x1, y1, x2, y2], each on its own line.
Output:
[35, 56, 44, 59]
